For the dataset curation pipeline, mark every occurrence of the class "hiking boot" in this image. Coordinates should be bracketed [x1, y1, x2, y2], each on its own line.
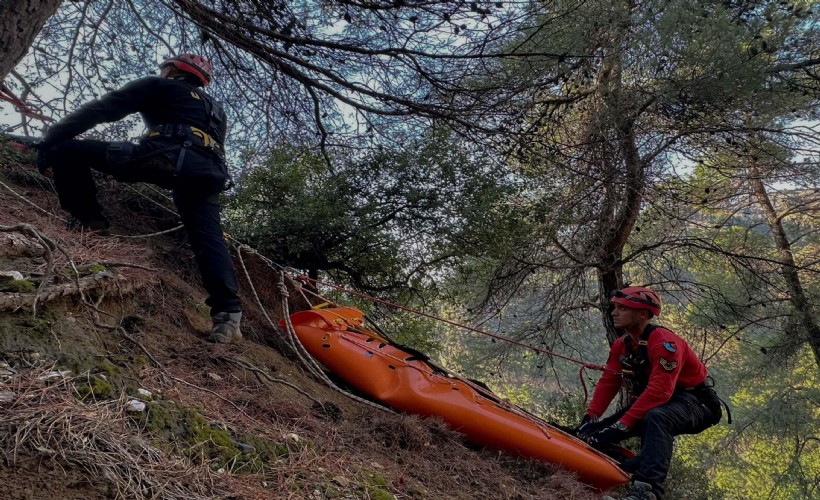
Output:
[602, 480, 657, 500]
[210, 312, 242, 343]
[66, 216, 110, 235]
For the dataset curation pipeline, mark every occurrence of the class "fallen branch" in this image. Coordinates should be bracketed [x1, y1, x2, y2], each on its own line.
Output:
[0, 223, 60, 315]
[0, 271, 138, 312]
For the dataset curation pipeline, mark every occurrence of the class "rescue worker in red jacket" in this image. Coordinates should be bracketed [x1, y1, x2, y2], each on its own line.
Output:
[577, 286, 723, 500]
[34, 54, 242, 343]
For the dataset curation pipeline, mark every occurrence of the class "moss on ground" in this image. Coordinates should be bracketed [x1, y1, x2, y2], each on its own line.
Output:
[362, 470, 393, 499]
[75, 376, 115, 400]
[137, 399, 288, 473]
[139, 399, 236, 463]
[87, 263, 107, 273]
[95, 359, 120, 379]
[0, 279, 35, 293]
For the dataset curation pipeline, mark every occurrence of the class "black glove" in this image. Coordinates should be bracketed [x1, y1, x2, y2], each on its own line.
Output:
[576, 414, 598, 439]
[587, 421, 629, 449]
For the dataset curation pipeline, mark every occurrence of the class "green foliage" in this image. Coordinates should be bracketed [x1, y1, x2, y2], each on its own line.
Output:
[373, 310, 443, 355]
[225, 131, 517, 296]
[685, 350, 820, 500]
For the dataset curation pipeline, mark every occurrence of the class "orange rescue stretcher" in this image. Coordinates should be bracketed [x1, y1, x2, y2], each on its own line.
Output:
[284, 307, 630, 491]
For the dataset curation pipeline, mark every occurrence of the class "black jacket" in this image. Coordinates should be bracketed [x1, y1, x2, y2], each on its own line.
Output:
[43, 76, 227, 147]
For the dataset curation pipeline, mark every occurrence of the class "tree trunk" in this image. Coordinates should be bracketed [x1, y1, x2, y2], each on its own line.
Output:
[0, 0, 61, 81]
[591, 1, 644, 344]
[749, 166, 820, 370]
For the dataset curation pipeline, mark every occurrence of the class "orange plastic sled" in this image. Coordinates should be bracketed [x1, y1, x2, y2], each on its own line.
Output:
[284, 307, 630, 491]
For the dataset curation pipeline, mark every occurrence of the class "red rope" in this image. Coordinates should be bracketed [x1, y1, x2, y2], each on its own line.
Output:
[295, 274, 620, 380]
[0, 83, 54, 123]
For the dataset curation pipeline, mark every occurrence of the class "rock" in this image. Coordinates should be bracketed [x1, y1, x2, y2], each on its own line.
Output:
[207, 372, 223, 381]
[0, 271, 24, 282]
[210, 421, 228, 431]
[21, 351, 41, 364]
[0, 390, 15, 403]
[230, 439, 256, 455]
[37, 370, 73, 383]
[137, 388, 152, 399]
[126, 399, 146, 412]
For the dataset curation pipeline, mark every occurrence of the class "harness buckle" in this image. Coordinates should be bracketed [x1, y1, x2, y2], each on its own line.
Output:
[190, 126, 212, 147]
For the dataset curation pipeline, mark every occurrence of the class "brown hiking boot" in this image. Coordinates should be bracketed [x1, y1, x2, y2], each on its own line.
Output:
[210, 312, 242, 343]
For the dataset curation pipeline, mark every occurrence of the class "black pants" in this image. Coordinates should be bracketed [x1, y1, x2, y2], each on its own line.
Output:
[48, 139, 241, 315]
[627, 388, 722, 497]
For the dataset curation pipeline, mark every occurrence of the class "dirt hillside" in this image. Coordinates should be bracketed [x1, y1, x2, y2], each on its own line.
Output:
[0, 143, 599, 500]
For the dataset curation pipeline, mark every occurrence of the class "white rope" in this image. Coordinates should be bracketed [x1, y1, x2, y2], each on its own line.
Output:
[234, 245, 394, 413]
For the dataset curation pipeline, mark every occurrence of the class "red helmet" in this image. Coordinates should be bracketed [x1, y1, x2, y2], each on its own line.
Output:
[160, 54, 212, 87]
[610, 286, 662, 317]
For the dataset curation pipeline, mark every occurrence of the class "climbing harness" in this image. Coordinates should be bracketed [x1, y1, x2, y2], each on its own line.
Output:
[142, 88, 232, 190]
[620, 325, 658, 400]
[146, 124, 224, 156]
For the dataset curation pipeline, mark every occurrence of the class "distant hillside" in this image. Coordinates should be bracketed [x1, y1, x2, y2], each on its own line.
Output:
[0, 144, 598, 500]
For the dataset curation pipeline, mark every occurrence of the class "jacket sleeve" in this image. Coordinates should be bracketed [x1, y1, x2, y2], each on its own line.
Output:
[587, 340, 624, 418]
[619, 336, 684, 428]
[43, 77, 157, 146]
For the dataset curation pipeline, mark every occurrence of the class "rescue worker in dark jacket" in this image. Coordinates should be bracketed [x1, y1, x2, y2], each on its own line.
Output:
[576, 286, 723, 500]
[35, 54, 242, 343]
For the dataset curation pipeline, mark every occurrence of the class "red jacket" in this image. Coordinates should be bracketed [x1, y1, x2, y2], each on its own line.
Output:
[588, 325, 708, 429]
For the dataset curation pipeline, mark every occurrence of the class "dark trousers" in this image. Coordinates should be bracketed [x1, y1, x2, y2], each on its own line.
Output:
[48, 139, 241, 315]
[627, 389, 722, 497]
[174, 190, 241, 314]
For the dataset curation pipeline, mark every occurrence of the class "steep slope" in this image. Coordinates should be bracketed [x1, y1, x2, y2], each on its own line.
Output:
[0, 145, 599, 500]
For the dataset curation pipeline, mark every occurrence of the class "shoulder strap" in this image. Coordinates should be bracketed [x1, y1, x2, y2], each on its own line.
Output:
[636, 324, 657, 364]
[623, 334, 633, 351]
[191, 88, 225, 142]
